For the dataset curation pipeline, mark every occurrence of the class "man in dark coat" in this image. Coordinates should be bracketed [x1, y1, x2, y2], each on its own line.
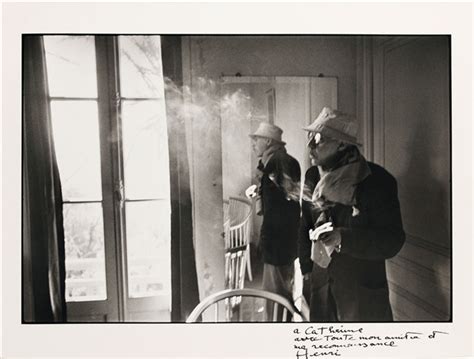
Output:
[248, 122, 301, 309]
[298, 107, 405, 322]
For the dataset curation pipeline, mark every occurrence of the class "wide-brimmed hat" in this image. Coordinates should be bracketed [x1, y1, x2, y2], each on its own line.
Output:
[249, 122, 286, 144]
[302, 107, 362, 146]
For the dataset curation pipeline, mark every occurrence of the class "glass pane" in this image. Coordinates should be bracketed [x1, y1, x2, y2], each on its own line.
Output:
[43, 35, 97, 98]
[122, 100, 170, 199]
[64, 203, 106, 302]
[51, 101, 102, 201]
[125, 201, 171, 300]
[119, 36, 164, 98]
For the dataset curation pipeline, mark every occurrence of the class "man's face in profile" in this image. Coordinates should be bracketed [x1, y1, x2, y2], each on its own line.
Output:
[307, 132, 342, 167]
[252, 136, 270, 157]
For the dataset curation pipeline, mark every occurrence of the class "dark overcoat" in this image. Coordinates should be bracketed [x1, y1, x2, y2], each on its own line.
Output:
[298, 162, 405, 322]
[259, 148, 301, 266]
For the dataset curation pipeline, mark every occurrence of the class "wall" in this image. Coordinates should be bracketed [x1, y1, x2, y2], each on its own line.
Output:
[181, 36, 358, 297]
[186, 36, 356, 114]
[372, 36, 451, 321]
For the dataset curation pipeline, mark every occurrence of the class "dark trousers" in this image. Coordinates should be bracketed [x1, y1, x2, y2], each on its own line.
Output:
[303, 270, 338, 322]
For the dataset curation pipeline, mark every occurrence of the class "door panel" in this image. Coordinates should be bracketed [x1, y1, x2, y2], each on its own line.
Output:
[373, 36, 451, 321]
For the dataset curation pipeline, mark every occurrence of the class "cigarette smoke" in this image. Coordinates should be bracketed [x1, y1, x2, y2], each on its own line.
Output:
[163, 77, 252, 129]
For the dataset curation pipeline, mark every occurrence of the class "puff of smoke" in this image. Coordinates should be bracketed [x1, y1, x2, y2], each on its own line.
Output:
[300, 180, 331, 211]
[280, 173, 329, 211]
[280, 173, 302, 203]
[163, 77, 252, 125]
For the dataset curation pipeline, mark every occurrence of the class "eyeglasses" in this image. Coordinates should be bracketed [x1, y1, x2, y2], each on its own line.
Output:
[306, 132, 338, 147]
[307, 132, 322, 146]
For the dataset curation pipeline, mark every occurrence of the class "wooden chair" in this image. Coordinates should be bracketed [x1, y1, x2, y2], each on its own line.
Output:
[223, 197, 253, 288]
[186, 288, 306, 322]
[224, 246, 247, 290]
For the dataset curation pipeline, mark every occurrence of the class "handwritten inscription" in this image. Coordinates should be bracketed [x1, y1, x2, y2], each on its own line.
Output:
[292, 326, 448, 358]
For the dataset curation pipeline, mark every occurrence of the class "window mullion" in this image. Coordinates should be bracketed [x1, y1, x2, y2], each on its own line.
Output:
[95, 35, 128, 322]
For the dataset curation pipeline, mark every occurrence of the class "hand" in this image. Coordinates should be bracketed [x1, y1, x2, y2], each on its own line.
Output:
[245, 184, 258, 199]
[309, 222, 334, 241]
[303, 273, 311, 281]
[319, 228, 342, 250]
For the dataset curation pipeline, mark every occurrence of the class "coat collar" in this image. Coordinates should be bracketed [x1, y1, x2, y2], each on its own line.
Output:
[260, 143, 286, 168]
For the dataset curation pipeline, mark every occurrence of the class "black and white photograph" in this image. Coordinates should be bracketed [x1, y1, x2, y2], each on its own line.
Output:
[3, 2, 473, 358]
[21, 33, 452, 324]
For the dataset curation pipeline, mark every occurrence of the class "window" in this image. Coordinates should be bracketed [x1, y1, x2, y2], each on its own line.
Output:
[118, 37, 171, 301]
[44, 35, 171, 321]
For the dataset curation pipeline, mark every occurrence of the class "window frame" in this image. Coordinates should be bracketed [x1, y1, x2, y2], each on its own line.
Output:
[49, 35, 173, 322]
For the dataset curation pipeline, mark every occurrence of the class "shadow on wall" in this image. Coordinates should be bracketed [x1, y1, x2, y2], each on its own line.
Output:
[388, 103, 451, 321]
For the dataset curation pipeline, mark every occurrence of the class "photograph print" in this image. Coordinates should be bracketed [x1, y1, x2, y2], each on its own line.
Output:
[22, 34, 451, 323]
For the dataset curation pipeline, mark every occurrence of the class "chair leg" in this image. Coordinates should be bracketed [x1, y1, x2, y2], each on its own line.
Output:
[246, 245, 253, 282]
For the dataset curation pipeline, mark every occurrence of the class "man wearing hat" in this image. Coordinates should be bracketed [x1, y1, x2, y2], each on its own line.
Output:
[248, 122, 301, 315]
[298, 107, 405, 321]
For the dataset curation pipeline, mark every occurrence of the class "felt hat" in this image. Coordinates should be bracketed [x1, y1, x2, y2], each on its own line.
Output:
[303, 107, 361, 146]
[249, 122, 286, 144]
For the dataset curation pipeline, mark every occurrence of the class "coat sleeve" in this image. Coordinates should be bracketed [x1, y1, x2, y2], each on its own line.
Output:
[339, 174, 405, 261]
[298, 167, 319, 274]
[298, 200, 314, 274]
[273, 154, 301, 202]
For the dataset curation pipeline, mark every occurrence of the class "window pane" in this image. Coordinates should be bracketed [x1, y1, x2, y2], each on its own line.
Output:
[125, 201, 171, 300]
[119, 36, 164, 98]
[51, 101, 102, 201]
[122, 100, 170, 199]
[43, 35, 97, 98]
[64, 203, 106, 302]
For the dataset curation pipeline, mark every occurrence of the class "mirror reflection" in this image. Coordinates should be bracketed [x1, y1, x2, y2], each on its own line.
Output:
[220, 77, 338, 320]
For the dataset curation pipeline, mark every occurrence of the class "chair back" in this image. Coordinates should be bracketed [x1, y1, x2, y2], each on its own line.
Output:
[223, 197, 253, 289]
[186, 288, 306, 322]
[224, 197, 252, 250]
[224, 248, 247, 289]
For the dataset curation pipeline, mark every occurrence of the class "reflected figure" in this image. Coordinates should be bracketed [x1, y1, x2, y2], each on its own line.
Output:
[248, 122, 301, 319]
[298, 107, 405, 322]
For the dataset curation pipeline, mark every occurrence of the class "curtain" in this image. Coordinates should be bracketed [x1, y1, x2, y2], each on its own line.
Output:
[161, 36, 200, 321]
[22, 35, 67, 322]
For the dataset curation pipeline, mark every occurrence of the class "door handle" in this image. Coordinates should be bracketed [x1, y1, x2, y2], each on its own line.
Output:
[115, 181, 125, 208]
